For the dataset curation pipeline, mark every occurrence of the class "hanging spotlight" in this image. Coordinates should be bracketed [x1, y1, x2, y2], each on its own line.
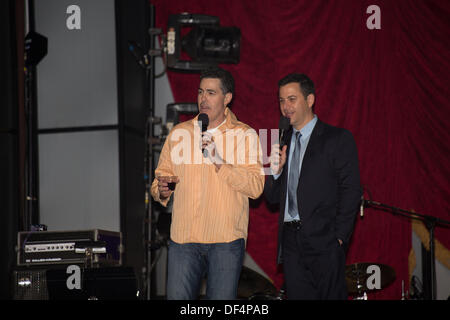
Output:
[166, 13, 241, 72]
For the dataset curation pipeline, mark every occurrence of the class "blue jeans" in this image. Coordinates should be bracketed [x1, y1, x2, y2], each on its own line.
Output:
[166, 238, 245, 300]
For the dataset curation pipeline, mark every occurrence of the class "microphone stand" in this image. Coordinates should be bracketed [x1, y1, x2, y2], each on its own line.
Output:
[363, 199, 450, 300]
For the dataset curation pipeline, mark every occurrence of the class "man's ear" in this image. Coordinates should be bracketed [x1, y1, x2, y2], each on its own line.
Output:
[224, 92, 233, 107]
[306, 94, 315, 109]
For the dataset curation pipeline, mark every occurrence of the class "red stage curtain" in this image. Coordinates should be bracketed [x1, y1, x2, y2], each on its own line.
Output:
[150, 0, 450, 299]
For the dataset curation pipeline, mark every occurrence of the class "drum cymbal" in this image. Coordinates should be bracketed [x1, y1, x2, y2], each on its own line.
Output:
[345, 262, 396, 294]
[237, 266, 277, 299]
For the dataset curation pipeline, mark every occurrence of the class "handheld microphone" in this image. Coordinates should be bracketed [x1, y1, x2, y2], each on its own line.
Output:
[198, 113, 209, 157]
[278, 116, 290, 147]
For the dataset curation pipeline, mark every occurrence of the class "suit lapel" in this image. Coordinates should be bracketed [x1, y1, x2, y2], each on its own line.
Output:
[299, 119, 324, 180]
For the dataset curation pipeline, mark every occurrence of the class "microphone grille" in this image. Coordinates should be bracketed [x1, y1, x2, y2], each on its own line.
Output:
[278, 116, 290, 130]
[198, 113, 209, 131]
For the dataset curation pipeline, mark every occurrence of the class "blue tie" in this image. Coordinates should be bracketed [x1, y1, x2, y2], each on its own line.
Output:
[288, 132, 301, 219]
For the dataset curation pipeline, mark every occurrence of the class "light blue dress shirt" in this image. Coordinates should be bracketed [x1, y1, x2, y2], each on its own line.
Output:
[274, 115, 318, 222]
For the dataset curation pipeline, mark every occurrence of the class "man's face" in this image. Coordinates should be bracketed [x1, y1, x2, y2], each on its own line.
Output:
[198, 78, 232, 128]
[279, 82, 315, 130]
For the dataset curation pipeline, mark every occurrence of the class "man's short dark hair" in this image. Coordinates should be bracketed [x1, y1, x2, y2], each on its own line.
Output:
[200, 67, 235, 96]
[278, 73, 315, 99]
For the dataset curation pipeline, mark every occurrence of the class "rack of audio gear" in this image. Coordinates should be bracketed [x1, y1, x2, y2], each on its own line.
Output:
[17, 229, 122, 267]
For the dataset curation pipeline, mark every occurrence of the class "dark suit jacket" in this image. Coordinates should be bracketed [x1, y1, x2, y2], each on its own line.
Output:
[264, 119, 361, 262]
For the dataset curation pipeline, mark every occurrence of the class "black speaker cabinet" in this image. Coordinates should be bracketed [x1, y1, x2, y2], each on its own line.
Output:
[12, 267, 49, 300]
[13, 266, 137, 300]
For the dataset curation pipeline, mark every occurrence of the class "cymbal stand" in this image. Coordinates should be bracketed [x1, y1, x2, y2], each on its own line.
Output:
[352, 267, 367, 300]
[363, 199, 450, 300]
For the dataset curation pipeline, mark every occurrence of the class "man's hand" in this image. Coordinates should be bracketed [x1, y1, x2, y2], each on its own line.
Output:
[202, 132, 224, 170]
[157, 176, 179, 200]
[269, 143, 287, 175]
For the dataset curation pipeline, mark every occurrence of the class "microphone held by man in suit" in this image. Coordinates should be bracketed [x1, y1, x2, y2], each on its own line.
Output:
[278, 115, 290, 147]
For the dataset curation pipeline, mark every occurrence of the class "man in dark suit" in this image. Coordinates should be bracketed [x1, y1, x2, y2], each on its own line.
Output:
[265, 73, 361, 300]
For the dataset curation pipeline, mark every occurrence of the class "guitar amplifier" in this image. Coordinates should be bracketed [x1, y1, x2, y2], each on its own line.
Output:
[17, 229, 122, 267]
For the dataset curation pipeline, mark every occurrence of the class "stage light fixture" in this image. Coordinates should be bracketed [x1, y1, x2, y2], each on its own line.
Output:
[166, 13, 241, 72]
